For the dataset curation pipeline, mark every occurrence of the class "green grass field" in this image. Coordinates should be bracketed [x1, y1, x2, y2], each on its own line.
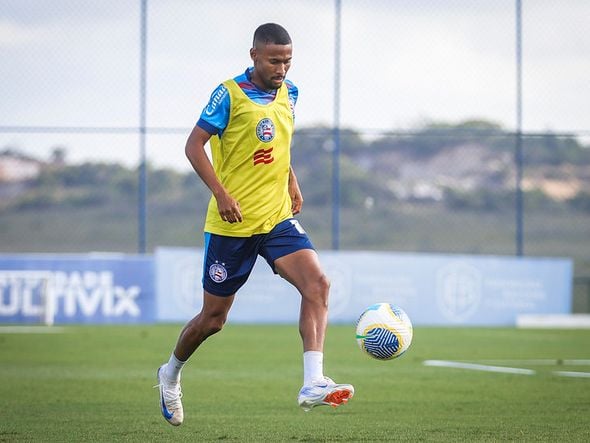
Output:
[1, 324, 589, 442]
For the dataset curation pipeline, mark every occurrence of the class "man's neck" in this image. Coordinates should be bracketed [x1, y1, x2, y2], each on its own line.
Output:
[247, 68, 277, 94]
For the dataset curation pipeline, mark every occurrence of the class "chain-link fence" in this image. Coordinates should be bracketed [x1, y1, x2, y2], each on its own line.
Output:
[1, 1, 589, 308]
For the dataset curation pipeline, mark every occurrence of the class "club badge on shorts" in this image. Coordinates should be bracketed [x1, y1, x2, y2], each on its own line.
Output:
[209, 262, 228, 283]
[256, 118, 275, 142]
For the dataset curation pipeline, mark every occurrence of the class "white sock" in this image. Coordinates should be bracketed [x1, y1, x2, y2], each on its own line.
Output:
[164, 352, 186, 383]
[303, 351, 324, 386]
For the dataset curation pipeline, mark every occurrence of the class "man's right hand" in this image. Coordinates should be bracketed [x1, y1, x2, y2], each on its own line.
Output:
[216, 193, 243, 223]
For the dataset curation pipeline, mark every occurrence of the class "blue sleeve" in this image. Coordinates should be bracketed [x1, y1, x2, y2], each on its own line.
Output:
[286, 80, 298, 106]
[286, 80, 298, 120]
[196, 118, 220, 135]
[196, 83, 230, 135]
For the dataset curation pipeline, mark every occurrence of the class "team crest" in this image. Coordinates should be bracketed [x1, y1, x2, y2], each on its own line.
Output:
[256, 118, 275, 142]
[209, 262, 228, 283]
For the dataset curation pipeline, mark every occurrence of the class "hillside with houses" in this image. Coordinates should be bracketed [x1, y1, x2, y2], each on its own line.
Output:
[0, 121, 589, 261]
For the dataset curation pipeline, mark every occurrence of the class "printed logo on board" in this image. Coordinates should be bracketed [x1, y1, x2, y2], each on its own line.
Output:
[256, 118, 275, 142]
[435, 262, 482, 322]
[0, 270, 141, 319]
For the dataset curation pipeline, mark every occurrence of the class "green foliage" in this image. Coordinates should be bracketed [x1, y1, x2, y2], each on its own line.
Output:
[569, 192, 590, 212]
[523, 133, 590, 165]
[5, 162, 197, 212]
[4, 120, 589, 214]
[444, 188, 512, 212]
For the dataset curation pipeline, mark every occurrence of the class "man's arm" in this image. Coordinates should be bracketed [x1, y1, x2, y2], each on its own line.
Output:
[288, 165, 303, 215]
[185, 125, 243, 223]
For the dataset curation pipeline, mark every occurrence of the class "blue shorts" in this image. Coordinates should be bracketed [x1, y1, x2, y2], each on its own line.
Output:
[202, 218, 315, 297]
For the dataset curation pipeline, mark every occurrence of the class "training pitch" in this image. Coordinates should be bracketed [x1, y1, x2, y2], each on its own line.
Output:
[1, 324, 589, 442]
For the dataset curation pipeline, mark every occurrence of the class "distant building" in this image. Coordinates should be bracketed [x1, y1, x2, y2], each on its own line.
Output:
[0, 150, 42, 182]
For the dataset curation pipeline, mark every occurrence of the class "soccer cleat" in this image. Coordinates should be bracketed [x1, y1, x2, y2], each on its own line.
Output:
[297, 376, 354, 412]
[155, 365, 184, 426]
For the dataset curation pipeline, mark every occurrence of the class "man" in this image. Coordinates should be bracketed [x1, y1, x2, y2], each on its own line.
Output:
[155, 23, 354, 426]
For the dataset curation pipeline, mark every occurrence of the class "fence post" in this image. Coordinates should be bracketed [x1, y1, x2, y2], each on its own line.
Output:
[138, 0, 148, 254]
[515, 0, 524, 256]
[332, 0, 342, 251]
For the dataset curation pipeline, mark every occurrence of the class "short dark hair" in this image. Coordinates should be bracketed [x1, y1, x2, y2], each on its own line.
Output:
[253, 23, 291, 47]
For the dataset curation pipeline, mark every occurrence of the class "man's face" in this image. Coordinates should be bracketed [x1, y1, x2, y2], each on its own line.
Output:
[250, 43, 293, 90]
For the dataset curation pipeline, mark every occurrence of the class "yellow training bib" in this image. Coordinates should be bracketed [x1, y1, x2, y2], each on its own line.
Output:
[204, 79, 294, 236]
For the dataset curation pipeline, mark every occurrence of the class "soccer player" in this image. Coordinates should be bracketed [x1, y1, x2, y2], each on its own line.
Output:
[155, 23, 354, 426]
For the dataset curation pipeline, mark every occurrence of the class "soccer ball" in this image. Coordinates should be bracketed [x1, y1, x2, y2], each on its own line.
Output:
[355, 303, 413, 360]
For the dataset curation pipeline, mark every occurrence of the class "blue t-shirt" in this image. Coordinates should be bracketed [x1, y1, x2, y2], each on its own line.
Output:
[197, 67, 298, 136]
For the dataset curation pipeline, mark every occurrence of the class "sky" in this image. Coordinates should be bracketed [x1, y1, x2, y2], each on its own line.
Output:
[1, 0, 589, 170]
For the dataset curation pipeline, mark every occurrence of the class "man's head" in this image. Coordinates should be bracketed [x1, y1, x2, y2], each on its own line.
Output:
[252, 23, 292, 47]
[250, 23, 293, 91]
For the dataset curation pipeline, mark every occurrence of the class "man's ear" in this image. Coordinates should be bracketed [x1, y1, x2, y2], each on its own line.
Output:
[249, 47, 256, 62]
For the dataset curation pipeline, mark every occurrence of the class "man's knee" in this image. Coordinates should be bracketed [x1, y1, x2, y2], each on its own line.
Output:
[187, 311, 227, 339]
[304, 273, 330, 307]
[317, 273, 330, 296]
[203, 313, 227, 337]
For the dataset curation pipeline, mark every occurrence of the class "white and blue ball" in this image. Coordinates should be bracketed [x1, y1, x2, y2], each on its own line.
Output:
[355, 303, 413, 360]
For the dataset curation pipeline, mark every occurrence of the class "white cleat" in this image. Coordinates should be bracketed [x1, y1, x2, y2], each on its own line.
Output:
[297, 376, 354, 412]
[155, 365, 184, 426]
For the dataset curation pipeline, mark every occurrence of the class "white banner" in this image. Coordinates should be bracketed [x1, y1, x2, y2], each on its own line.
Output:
[155, 248, 572, 326]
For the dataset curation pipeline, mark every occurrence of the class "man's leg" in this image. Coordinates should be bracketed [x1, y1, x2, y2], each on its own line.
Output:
[157, 291, 234, 426]
[274, 248, 328, 353]
[274, 249, 354, 411]
[174, 291, 235, 361]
